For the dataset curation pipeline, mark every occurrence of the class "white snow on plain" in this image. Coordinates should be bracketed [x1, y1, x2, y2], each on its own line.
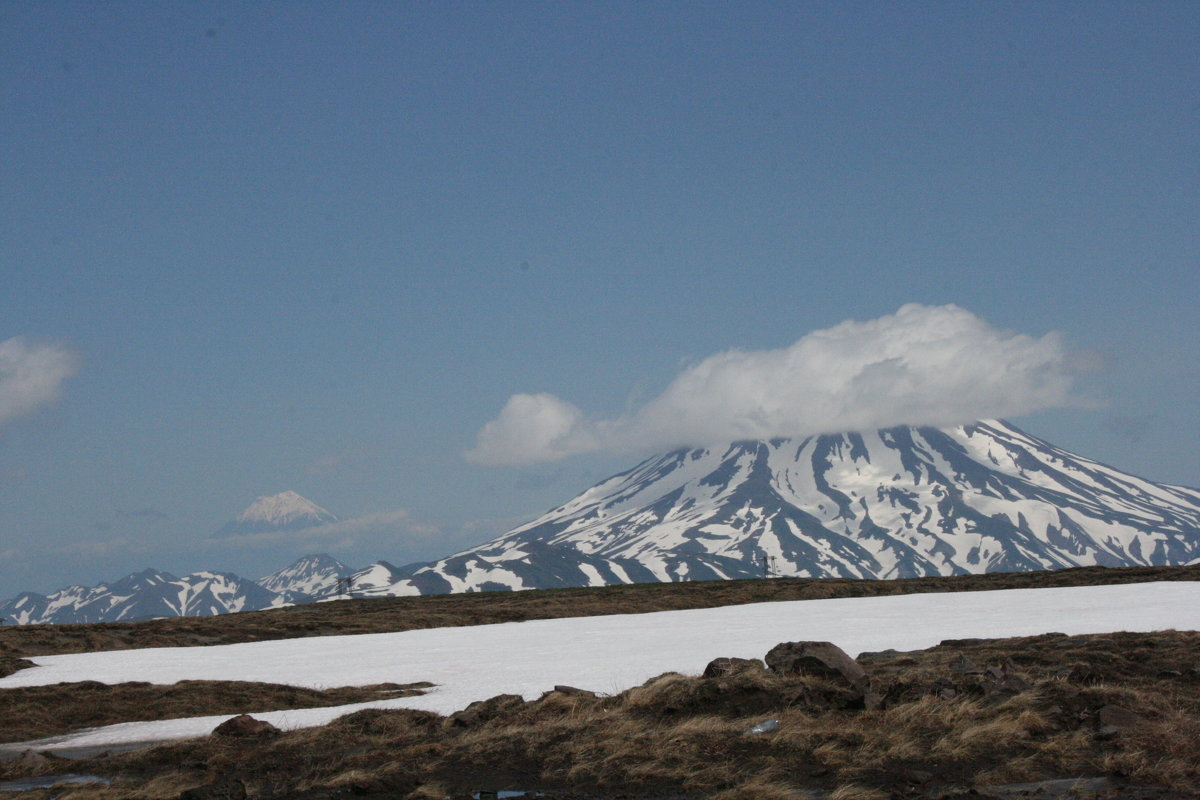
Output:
[2, 582, 1197, 753]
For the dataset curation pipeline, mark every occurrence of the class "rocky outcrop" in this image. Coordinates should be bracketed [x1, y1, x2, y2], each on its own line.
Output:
[765, 641, 869, 691]
[703, 656, 766, 678]
[212, 715, 280, 738]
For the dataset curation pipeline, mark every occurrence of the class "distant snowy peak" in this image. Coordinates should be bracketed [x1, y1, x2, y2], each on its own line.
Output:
[238, 490, 336, 526]
[258, 553, 352, 597]
[217, 491, 337, 537]
[349, 561, 407, 590]
[0, 568, 289, 625]
[377, 420, 1200, 596]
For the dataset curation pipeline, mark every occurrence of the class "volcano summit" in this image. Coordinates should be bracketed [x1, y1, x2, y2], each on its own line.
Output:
[380, 420, 1200, 595]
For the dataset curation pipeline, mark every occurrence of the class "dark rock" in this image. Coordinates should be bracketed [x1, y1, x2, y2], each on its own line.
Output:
[1095, 704, 1145, 738]
[938, 638, 985, 648]
[211, 714, 280, 738]
[552, 684, 595, 696]
[447, 693, 525, 728]
[950, 654, 983, 675]
[901, 768, 934, 785]
[856, 649, 897, 663]
[976, 776, 1112, 798]
[179, 777, 247, 800]
[702, 657, 765, 678]
[1064, 664, 1102, 684]
[981, 662, 1032, 696]
[764, 641, 869, 693]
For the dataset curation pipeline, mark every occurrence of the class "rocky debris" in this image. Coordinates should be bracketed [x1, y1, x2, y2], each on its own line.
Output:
[179, 777, 247, 800]
[14, 749, 50, 765]
[949, 654, 983, 674]
[211, 714, 280, 738]
[765, 641, 869, 692]
[1094, 704, 1145, 738]
[981, 660, 1032, 697]
[702, 656, 765, 678]
[446, 694, 526, 728]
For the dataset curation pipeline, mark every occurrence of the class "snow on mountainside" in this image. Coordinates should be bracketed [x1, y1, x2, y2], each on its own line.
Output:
[258, 553, 351, 597]
[4, 421, 1197, 623]
[0, 569, 290, 625]
[380, 420, 1200, 596]
[216, 491, 336, 537]
[0, 554, 364, 625]
[347, 561, 425, 594]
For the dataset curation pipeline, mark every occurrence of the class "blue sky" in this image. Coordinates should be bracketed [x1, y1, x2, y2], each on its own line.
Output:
[1, 2, 1197, 596]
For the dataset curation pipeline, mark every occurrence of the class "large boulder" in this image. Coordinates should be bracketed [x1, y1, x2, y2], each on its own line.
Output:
[765, 641, 870, 693]
[702, 657, 766, 678]
[445, 693, 526, 728]
[1094, 704, 1145, 739]
[211, 714, 280, 738]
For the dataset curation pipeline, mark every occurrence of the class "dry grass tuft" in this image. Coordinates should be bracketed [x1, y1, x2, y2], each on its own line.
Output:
[828, 784, 889, 800]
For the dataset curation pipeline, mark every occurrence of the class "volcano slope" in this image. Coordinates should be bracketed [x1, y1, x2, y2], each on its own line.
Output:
[383, 420, 1200, 596]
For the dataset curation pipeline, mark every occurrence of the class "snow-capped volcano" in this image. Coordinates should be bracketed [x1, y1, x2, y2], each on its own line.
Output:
[216, 491, 337, 537]
[6, 421, 1198, 622]
[380, 420, 1200, 595]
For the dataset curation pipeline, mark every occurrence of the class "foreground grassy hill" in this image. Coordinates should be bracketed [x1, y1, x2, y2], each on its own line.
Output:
[2, 563, 1198, 659]
[3, 630, 1199, 799]
[1, 565, 1198, 799]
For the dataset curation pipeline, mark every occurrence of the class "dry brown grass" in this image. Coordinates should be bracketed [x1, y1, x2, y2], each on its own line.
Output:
[0, 679, 431, 742]
[4, 630, 1200, 799]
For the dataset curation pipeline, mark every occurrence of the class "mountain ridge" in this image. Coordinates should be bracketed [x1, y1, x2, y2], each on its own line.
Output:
[215, 491, 337, 538]
[3, 420, 1198, 623]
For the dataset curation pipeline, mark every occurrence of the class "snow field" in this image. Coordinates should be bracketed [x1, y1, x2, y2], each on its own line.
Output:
[2, 581, 1197, 752]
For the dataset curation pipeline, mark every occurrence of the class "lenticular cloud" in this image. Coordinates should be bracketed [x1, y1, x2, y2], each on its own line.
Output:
[465, 304, 1083, 467]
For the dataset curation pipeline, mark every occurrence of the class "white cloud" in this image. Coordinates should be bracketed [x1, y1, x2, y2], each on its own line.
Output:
[210, 510, 440, 548]
[0, 337, 80, 426]
[466, 304, 1086, 466]
[464, 392, 597, 467]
